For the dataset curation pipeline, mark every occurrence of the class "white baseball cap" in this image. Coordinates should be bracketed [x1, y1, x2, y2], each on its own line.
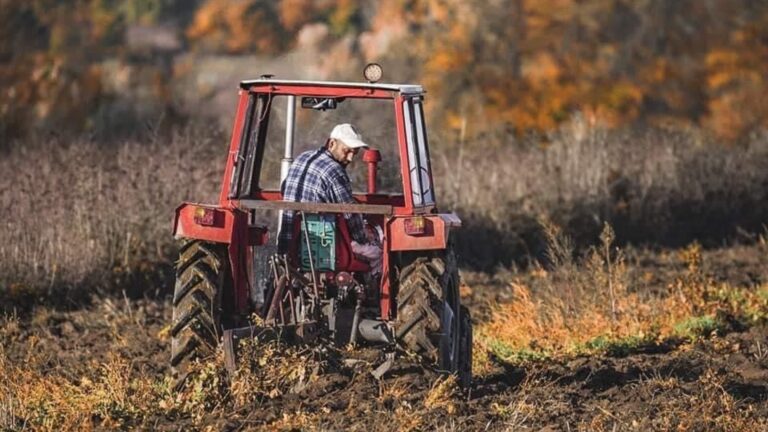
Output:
[330, 123, 368, 149]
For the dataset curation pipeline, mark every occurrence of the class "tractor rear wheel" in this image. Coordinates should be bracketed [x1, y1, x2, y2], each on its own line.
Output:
[170, 239, 229, 377]
[395, 250, 470, 387]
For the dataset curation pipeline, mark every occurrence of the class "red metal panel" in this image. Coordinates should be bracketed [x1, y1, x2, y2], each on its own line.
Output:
[387, 215, 448, 251]
[173, 203, 234, 244]
[219, 91, 250, 207]
[380, 243, 392, 320]
[175, 204, 268, 246]
[245, 84, 395, 99]
[229, 210, 250, 314]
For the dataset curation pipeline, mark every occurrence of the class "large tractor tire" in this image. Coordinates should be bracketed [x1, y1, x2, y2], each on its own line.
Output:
[395, 250, 471, 387]
[170, 239, 229, 377]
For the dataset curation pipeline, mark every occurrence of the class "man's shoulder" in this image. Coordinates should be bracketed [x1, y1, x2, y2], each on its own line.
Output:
[294, 148, 323, 163]
[289, 147, 344, 180]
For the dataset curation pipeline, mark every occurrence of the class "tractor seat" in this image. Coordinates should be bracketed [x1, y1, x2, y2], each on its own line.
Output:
[290, 213, 371, 273]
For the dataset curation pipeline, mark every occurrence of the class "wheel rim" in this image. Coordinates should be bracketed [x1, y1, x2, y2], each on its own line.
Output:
[440, 273, 461, 371]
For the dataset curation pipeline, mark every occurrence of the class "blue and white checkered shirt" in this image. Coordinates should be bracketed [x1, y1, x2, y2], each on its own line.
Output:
[278, 147, 366, 251]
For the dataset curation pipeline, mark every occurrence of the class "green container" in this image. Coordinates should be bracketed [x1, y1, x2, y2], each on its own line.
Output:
[299, 214, 336, 271]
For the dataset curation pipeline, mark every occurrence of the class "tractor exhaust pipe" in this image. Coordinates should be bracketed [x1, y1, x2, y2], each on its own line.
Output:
[363, 149, 381, 194]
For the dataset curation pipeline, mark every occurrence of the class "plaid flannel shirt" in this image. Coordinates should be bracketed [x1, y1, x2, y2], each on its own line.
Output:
[278, 147, 366, 252]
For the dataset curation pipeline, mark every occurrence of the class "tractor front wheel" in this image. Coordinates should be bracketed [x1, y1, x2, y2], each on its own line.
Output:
[170, 239, 229, 377]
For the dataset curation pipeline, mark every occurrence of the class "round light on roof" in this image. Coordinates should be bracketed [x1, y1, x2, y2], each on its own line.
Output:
[363, 63, 383, 83]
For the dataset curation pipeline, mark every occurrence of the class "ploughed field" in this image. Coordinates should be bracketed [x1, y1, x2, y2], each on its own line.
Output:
[1, 243, 767, 431]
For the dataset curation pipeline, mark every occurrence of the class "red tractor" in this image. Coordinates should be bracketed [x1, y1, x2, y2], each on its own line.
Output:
[171, 65, 472, 386]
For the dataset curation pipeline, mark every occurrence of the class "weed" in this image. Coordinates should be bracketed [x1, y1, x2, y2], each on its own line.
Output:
[487, 339, 550, 364]
[581, 333, 656, 356]
[424, 374, 458, 414]
[673, 316, 725, 340]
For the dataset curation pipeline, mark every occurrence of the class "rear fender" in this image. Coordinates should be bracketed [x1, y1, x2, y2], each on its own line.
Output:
[174, 203, 234, 244]
[173, 203, 268, 246]
[386, 213, 461, 251]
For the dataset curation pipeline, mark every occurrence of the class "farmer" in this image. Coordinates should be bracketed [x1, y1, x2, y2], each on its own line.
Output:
[278, 123, 382, 271]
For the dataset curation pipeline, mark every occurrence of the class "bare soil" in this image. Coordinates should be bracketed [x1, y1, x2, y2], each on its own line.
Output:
[1, 301, 765, 430]
[2, 244, 767, 430]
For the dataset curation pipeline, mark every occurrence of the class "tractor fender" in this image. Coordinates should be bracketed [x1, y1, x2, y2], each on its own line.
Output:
[173, 202, 234, 244]
[386, 213, 462, 251]
[173, 202, 268, 246]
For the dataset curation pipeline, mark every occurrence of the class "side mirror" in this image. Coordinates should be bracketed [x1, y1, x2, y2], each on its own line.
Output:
[301, 97, 338, 110]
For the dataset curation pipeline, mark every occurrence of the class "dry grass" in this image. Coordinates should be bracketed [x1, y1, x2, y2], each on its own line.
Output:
[1, 238, 766, 429]
[0, 127, 223, 301]
[0, 313, 336, 430]
[435, 120, 768, 269]
[2, 122, 768, 295]
[473, 221, 768, 375]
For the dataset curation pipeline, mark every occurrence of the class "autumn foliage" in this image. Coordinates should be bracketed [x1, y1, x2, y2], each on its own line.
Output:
[1, 0, 768, 141]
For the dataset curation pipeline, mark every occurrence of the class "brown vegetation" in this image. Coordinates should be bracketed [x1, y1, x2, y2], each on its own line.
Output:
[440, 120, 768, 269]
[3, 122, 767, 298]
[1, 234, 766, 430]
[0, 127, 222, 306]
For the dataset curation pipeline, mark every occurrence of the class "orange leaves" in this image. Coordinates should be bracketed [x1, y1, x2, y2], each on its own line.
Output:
[278, 0, 314, 31]
[328, 0, 357, 35]
[186, 0, 283, 54]
[521, 53, 561, 87]
[407, 0, 768, 140]
[704, 35, 768, 141]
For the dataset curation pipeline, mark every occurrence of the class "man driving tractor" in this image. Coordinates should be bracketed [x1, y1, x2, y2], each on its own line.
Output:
[171, 70, 472, 388]
[278, 123, 382, 272]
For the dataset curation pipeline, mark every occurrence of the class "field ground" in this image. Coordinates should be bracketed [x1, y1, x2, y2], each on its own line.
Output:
[1, 242, 767, 431]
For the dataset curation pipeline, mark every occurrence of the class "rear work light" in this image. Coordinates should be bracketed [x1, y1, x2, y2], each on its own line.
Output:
[403, 216, 427, 236]
[193, 207, 216, 226]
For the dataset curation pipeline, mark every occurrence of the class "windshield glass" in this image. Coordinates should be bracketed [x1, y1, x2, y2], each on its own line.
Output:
[258, 95, 402, 195]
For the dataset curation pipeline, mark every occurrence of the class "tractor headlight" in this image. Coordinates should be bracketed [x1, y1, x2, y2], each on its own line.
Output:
[363, 63, 383, 83]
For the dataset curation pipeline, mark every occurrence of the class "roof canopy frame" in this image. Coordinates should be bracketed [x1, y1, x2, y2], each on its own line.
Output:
[240, 79, 425, 97]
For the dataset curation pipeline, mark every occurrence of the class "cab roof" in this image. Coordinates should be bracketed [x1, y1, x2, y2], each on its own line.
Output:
[239, 79, 424, 95]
